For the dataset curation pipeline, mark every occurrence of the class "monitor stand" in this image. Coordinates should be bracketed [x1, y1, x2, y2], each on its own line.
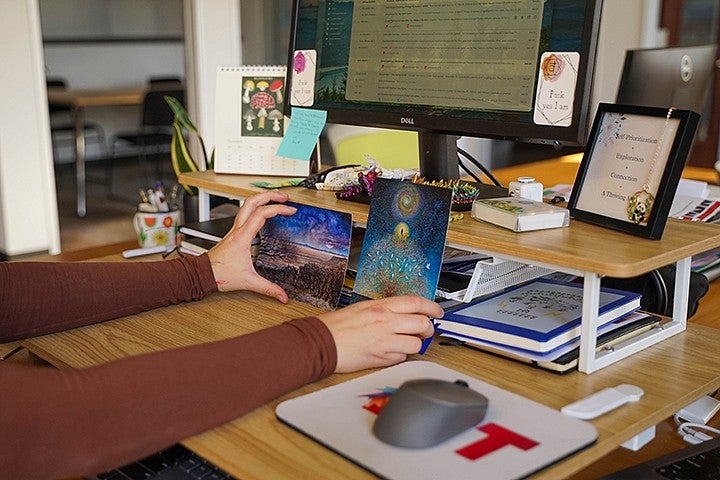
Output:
[418, 132, 461, 181]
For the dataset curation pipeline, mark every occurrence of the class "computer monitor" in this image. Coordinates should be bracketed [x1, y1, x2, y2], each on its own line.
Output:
[616, 44, 718, 114]
[284, 0, 603, 180]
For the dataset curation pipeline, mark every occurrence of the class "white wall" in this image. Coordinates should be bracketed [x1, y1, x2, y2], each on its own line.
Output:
[183, 0, 241, 160]
[0, 0, 61, 256]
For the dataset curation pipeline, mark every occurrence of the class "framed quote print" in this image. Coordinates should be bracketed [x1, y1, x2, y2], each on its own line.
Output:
[568, 103, 700, 239]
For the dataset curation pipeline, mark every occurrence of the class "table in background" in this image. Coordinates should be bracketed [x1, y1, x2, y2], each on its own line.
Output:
[47, 86, 145, 217]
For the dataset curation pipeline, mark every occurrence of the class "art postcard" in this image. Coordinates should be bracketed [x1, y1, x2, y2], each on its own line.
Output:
[353, 178, 453, 300]
[255, 202, 352, 310]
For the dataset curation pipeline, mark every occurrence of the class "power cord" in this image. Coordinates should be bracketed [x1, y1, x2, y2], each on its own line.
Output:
[674, 414, 720, 444]
[456, 147, 504, 187]
[456, 156, 484, 185]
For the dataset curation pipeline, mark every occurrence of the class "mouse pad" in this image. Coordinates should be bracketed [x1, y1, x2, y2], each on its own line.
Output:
[276, 361, 597, 480]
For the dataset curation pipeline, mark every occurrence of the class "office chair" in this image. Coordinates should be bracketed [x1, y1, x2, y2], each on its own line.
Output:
[148, 76, 183, 88]
[107, 87, 184, 196]
[46, 78, 108, 164]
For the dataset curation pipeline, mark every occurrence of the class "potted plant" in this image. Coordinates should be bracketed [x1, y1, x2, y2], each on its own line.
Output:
[164, 96, 215, 221]
[164, 96, 214, 194]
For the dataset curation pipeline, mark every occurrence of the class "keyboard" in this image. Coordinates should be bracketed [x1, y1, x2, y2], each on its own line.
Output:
[88, 443, 234, 480]
[601, 437, 720, 479]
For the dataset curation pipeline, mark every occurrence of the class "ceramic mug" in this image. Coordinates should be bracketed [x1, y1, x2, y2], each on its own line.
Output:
[133, 210, 181, 248]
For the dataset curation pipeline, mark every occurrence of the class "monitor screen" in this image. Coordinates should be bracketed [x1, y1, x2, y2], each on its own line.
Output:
[285, 0, 603, 179]
[616, 44, 718, 115]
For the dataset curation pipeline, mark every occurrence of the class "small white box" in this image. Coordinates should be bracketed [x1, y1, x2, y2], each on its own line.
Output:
[622, 425, 656, 451]
[676, 395, 720, 424]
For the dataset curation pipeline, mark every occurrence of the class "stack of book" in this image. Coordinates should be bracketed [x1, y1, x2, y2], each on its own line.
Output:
[178, 216, 236, 255]
[437, 278, 654, 374]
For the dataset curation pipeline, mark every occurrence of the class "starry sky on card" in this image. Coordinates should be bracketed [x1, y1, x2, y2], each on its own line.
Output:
[262, 201, 352, 256]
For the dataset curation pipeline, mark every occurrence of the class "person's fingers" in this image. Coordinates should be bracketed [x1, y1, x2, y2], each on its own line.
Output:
[382, 333, 425, 355]
[386, 314, 436, 338]
[372, 352, 408, 368]
[233, 191, 290, 227]
[236, 204, 297, 240]
[368, 295, 444, 319]
[244, 275, 289, 303]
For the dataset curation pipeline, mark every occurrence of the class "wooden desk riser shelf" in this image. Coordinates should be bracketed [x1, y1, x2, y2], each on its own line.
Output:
[179, 169, 720, 373]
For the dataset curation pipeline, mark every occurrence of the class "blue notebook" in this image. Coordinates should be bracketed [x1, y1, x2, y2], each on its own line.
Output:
[438, 279, 641, 353]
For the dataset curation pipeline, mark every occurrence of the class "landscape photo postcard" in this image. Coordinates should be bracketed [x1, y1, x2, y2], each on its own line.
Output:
[255, 202, 353, 310]
[353, 178, 453, 300]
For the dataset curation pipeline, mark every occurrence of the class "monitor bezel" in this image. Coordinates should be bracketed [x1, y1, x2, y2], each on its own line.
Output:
[284, 0, 604, 149]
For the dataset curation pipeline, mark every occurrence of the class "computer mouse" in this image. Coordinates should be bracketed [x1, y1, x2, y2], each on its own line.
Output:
[372, 378, 489, 448]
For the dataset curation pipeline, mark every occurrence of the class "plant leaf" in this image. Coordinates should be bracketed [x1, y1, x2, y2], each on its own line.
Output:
[164, 95, 199, 134]
[170, 125, 199, 195]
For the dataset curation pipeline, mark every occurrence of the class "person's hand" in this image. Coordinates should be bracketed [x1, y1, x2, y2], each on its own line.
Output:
[207, 191, 296, 302]
[317, 296, 444, 373]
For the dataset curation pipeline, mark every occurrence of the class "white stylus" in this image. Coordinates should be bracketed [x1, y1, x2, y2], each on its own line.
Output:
[561, 384, 644, 419]
[122, 245, 170, 258]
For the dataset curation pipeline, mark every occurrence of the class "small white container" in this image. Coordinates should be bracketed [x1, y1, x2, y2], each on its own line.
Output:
[509, 176, 543, 202]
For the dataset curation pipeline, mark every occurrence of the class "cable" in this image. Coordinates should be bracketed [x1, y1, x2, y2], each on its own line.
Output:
[456, 147, 503, 186]
[456, 156, 483, 184]
[675, 417, 720, 444]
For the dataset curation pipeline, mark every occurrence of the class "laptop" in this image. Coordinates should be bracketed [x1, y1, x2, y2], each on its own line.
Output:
[600, 436, 720, 479]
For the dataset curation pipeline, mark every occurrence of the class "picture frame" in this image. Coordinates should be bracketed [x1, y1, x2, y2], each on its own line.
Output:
[568, 103, 700, 239]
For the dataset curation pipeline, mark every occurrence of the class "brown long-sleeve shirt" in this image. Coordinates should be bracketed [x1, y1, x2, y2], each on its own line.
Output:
[0, 255, 337, 480]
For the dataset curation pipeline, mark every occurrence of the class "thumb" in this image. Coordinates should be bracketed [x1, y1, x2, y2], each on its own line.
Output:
[245, 275, 289, 304]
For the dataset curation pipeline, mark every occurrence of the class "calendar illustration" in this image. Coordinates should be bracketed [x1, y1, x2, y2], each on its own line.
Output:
[214, 66, 311, 177]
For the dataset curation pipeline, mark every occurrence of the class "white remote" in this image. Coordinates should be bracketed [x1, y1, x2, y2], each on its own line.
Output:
[561, 384, 644, 419]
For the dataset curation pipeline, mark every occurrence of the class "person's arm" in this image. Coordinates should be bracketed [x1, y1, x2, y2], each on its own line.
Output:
[0, 293, 441, 480]
[1, 316, 336, 479]
[0, 190, 297, 344]
[0, 255, 218, 343]
[0, 190, 441, 479]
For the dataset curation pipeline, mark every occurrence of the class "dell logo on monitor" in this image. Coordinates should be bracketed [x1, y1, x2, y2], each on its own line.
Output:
[400, 117, 415, 125]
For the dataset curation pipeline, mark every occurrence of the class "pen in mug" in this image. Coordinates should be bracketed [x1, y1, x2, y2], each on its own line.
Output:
[154, 182, 170, 212]
[147, 189, 159, 212]
[168, 184, 180, 210]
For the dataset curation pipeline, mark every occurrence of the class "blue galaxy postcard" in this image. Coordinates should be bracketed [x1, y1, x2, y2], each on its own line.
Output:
[255, 201, 352, 310]
[353, 178, 453, 300]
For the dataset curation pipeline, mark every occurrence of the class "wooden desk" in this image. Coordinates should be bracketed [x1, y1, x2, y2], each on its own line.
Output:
[48, 86, 145, 217]
[17, 161, 720, 479]
[17, 263, 720, 479]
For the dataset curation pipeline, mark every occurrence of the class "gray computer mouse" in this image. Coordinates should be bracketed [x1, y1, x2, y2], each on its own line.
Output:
[372, 378, 489, 448]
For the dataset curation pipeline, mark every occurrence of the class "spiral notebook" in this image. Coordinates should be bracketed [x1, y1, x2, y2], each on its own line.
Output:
[214, 65, 311, 177]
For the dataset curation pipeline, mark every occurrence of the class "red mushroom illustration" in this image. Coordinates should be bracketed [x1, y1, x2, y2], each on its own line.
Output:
[249, 91, 275, 129]
[269, 79, 284, 103]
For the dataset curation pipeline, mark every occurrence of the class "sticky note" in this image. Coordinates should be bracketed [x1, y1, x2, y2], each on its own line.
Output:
[276, 107, 327, 161]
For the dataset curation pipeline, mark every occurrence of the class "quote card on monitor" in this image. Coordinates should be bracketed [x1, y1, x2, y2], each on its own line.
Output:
[214, 65, 312, 177]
